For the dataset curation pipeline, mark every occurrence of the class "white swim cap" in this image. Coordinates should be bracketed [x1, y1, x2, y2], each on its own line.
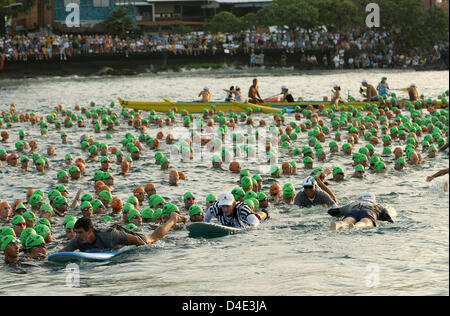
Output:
[333, 83, 339, 88]
[303, 176, 316, 187]
[204, 86, 209, 91]
[411, 83, 416, 87]
[235, 85, 239, 90]
[360, 192, 376, 203]
[362, 79, 367, 84]
[218, 193, 235, 206]
[281, 85, 287, 90]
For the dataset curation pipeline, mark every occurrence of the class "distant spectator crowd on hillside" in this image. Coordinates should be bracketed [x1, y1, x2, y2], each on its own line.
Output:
[0, 29, 448, 69]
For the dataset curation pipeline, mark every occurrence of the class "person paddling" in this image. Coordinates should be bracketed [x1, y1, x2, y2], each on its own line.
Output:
[248, 78, 263, 104]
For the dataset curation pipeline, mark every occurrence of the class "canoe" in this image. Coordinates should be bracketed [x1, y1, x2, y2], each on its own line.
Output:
[119, 98, 447, 113]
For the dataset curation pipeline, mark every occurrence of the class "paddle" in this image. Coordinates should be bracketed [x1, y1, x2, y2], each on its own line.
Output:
[263, 93, 282, 102]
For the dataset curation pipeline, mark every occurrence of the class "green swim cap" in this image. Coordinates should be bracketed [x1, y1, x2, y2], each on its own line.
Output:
[329, 141, 337, 148]
[370, 155, 381, 165]
[271, 164, 281, 175]
[189, 205, 204, 217]
[124, 223, 138, 231]
[383, 147, 392, 154]
[241, 176, 253, 189]
[302, 147, 313, 154]
[1, 235, 19, 251]
[15, 203, 26, 213]
[162, 203, 178, 216]
[244, 191, 258, 201]
[36, 218, 51, 229]
[142, 208, 155, 219]
[342, 143, 351, 150]
[69, 165, 80, 174]
[35, 224, 51, 238]
[22, 211, 36, 222]
[57, 170, 68, 180]
[81, 201, 93, 210]
[12, 215, 25, 226]
[94, 170, 104, 181]
[244, 199, 254, 209]
[183, 192, 195, 201]
[333, 167, 344, 176]
[99, 190, 112, 202]
[231, 188, 245, 200]
[355, 164, 365, 172]
[26, 234, 45, 249]
[303, 156, 313, 164]
[80, 194, 93, 202]
[63, 215, 76, 226]
[89, 199, 103, 212]
[257, 192, 267, 202]
[240, 169, 251, 177]
[206, 194, 218, 203]
[127, 209, 141, 222]
[20, 228, 36, 245]
[53, 196, 67, 208]
[282, 183, 296, 198]
[0, 227, 15, 237]
[375, 161, 386, 171]
[149, 194, 165, 208]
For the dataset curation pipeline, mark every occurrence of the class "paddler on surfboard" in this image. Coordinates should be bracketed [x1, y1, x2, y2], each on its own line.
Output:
[205, 193, 269, 230]
[360, 79, 379, 102]
[248, 78, 263, 104]
[377, 77, 390, 97]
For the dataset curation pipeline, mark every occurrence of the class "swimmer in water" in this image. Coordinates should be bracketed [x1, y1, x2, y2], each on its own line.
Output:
[426, 168, 449, 192]
[328, 192, 395, 230]
[292, 176, 337, 209]
[204, 193, 268, 230]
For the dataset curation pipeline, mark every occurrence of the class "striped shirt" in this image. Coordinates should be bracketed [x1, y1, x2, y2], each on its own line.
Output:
[205, 201, 259, 229]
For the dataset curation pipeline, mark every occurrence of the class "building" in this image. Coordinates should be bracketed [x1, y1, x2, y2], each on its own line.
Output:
[9, 0, 272, 33]
[11, 0, 55, 33]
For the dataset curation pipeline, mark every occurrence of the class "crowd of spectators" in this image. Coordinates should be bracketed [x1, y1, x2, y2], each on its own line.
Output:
[0, 29, 448, 69]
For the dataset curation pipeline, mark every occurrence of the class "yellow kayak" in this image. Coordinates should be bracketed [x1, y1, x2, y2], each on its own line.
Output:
[119, 98, 447, 113]
[118, 98, 280, 113]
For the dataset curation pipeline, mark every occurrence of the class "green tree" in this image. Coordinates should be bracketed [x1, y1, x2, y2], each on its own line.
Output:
[258, 0, 319, 31]
[104, 6, 136, 35]
[204, 11, 242, 33]
[424, 4, 449, 47]
[240, 12, 259, 31]
[176, 22, 192, 35]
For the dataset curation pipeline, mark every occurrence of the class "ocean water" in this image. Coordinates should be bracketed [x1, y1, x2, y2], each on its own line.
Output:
[0, 69, 448, 296]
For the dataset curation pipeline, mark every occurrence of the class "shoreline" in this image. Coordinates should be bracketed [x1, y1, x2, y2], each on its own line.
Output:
[1, 49, 448, 80]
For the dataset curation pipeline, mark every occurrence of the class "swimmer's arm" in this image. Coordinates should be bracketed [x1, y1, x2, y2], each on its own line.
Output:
[126, 234, 146, 246]
[145, 212, 187, 244]
[69, 188, 82, 209]
[427, 168, 450, 182]
[439, 143, 449, 151]
[204, 208, 214, 223]
[245, 214, 260, 231]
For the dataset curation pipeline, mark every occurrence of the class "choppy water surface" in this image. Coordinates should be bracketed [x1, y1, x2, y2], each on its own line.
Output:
[0, 69, 449, 296]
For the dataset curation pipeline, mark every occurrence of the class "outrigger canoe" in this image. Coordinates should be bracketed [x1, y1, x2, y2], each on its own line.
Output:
[118, 98, 447, 113]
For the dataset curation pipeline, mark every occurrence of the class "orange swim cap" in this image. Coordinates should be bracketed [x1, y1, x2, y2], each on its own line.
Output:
[178, 171, 186, 180]
[270, 183, 282, 196]
[111, 197, 123, 211]
[229, 161, 241, 173]
[133, 187, 145, 195]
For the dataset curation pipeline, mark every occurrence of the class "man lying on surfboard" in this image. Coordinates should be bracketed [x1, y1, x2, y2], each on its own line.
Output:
[58, 213, 187, 252]
[204, 193, 268, 230]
